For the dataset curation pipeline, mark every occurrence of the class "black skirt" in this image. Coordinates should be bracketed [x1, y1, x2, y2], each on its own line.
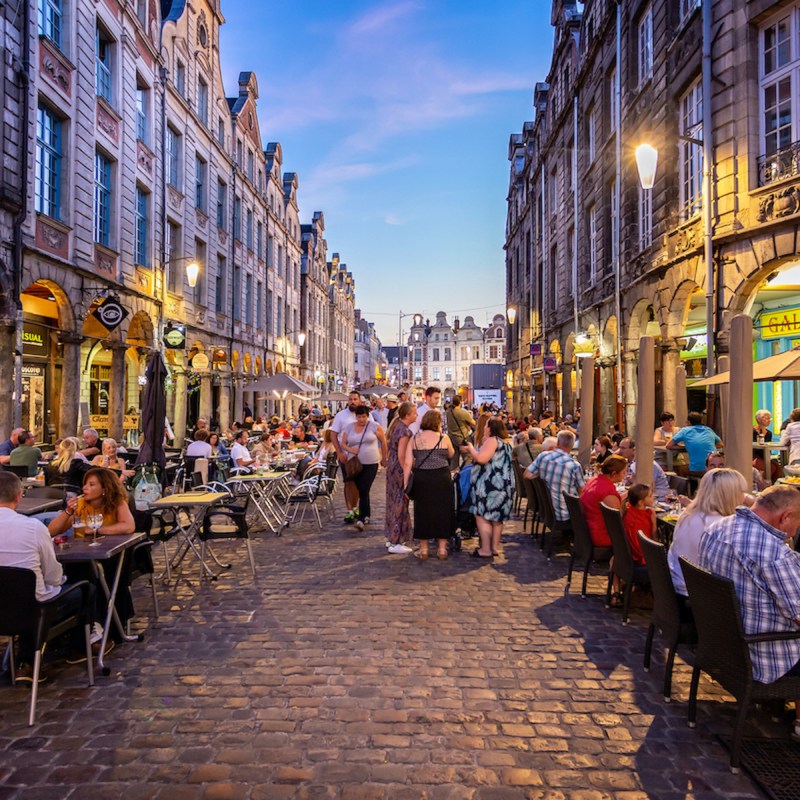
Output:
[412, 467, 455, 540]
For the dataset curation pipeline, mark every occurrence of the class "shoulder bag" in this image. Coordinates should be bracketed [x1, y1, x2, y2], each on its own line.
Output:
[405, 434, 442, 499]
[344, 424, 369, 481]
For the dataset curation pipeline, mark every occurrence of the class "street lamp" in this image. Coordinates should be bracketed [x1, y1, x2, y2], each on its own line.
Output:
[185, 261, 200, 288]
[506, 306, 517, 324]
[634, 144, 658, 190]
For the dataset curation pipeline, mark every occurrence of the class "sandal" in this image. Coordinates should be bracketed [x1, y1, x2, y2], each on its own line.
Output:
[415, 549, 429, 560]
[608, 592, 623, 608]
[471, 550, 493, 559]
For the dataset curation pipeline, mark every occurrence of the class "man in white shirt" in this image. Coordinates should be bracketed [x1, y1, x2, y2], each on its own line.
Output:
[0, 471, 76, 679]
[230, 430, 255, 469]
[186, 429, 213, 459]
[409, 386, 445, 435]
[330, 391, 361, 523]
[371, 397, 389, 429]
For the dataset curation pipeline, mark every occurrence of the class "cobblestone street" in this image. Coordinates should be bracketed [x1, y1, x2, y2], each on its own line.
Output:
[0, 475, 766, 799]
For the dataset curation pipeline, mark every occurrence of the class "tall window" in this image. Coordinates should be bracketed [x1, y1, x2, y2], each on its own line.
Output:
[680, 79, 703, 219]
[197, 77, 208, 126]
[277, 244, 283, 276]
[236, 139, 243, 167]
[276, 296, 282, 335]
[134, 187, 148, 266]
[638, 6, 653, 85]
[245, 274, 253, 325]
[166, 126, 179, 188]
[609, 185, 618, 266]
[681, 0, 700, 21]
[215, 255, 226, 313]
[256, 281, 263, 329]
[217, 118, 225, 147]
[609, 66, 617, 132]
[232, 266, 241, 320]
[587, 205, 597, 284]
[195, 155, 206, 212]
[166, 221, 180, 293]
[35, 106, 62, 220]
[93, 152, 111, 246]
[267, 235, 274, 266]
[95, 25, 112, 102]
[257, 221, 263, 259]
[216, 179, 227, 229]
[135, 83, 148, 143]
[588, 105, 597, 162]
[175, 60, 185, 96]
[266, 288, 273, 333]
[233, 196, 241, 240]
[247, 150, 254, 182]
[639, 185, 653, 249]
[39, 0, 62, 48]
[193, 238, 206, 304]
[246, 209, 253, 249]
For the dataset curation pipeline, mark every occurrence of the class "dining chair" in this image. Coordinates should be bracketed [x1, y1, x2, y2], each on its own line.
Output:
[563, 493, 611, 597]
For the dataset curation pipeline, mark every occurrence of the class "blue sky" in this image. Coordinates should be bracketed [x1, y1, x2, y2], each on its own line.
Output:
[219, 1, 554, 344]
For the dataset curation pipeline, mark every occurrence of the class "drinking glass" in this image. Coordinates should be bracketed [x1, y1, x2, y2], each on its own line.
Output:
[88, 513, 103, 546]
[72, 514, 87, 538]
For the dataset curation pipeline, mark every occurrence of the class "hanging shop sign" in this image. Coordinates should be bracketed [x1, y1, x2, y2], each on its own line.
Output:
[530, 343, 543, 357]
[163, 324, 186, 350]
[90, 296, 128, 332]
[761, 306, 800, 340]
[543, 356, 558, 374]
[22, 323, 50, 358]
[89, 414, 140, 430]
[191, 352, 210, 371]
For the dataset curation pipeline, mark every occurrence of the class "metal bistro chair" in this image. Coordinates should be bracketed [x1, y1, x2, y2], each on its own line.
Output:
[284, 464, 328, 529]
[600, 503, 650, 625]
[639, 533, 696, 702]
[667, 474, 690, 497]
[563, 493, 611, 597]
[199, 502, 256, 579]
[0, 568, 94, 725]
[680, 557, 800, 772]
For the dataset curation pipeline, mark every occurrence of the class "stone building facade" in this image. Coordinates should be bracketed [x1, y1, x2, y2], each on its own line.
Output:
[507, 0, 800, 437]
[4, 0, 357, 445]
[327, 254, 356, 391]
[353, 309, 386, 389]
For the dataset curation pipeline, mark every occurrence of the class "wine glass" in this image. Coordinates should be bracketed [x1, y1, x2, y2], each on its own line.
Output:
[88, 513, 103, 546]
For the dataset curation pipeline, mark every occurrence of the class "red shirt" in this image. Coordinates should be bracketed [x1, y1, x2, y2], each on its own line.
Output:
[579, 475, 619, 547]
[624, 506, 655, 564]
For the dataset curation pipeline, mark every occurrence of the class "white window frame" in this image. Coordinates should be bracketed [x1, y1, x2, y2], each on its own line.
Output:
[609, 66, 617, 132]
[588, 105, 597, 163]
[166, 126, 180, 188]
[680, 78, 703, 220]
[680, 0, 700, 23]
[638, 6, 653, 86]
[639, 184, 652, 250]
[588, 204, 598, 284]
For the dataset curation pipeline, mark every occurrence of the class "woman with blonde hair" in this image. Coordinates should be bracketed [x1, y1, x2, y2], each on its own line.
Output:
[45, 436, 89, 489]
[667, 467, 748, 596]
[91, 438, 133, 478]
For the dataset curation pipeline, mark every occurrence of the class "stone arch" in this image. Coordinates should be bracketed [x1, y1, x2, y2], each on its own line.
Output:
[601, 316, 617, 359]
[21, 278, 76, 333]
[664, 278, 701, 340]
[729, 254, 800, 318]
[264, 359, 273, 375]
[243, 352, 252, 374]
[254, 356, 262, 376]
[125, 310, 155, 349]
[563, 331, 576, 366]
[275, 360, 283, 373]
[626, 297, 657, 351]
[231, 349, 240, 373]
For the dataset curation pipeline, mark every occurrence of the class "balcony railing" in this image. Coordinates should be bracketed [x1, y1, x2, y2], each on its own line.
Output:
[758, 142, 800, 187]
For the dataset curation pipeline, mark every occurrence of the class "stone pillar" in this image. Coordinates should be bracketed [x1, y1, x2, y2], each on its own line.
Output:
[232, 375, 243, 423]
[108, 343, 127, 442]
[173, 369, 188, 447]
[218, 372, 231, 431]
[623, 352, 638, 439]
[661, 342, 680, 417]
[59, 334, 82, 437]
[561, 364, 574, 419]
[255, 393, 266, 418]
[244, 390, 254, 418]
[0, 324, 14, 440]
[199, 374, 212, 422]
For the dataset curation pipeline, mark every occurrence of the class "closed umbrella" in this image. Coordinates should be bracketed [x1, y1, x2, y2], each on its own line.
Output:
[726, 315, 754, 482]
[636, 336, 655, 487]
[135, 351, 167, 471]
[247, 373, 318, 395]
[577, 357, 594, 469]
[717, 354, 730, 437]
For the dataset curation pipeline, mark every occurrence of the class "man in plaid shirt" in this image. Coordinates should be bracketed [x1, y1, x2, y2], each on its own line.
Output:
[525, 431, 585, 522]
[699, 485, 800, 738]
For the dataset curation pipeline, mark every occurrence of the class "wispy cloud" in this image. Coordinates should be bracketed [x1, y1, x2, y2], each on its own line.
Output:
[346, 1, 423, 37]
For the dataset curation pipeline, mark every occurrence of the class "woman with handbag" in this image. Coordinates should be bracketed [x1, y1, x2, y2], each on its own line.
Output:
[384, 402, 417, 553]
[403, 410, 455, 559]
[340, 405, 388, 531]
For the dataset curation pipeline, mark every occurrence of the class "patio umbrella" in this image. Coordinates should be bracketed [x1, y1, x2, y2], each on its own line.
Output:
[577, 356, 594, 469]
[318, 392, 350, 402]
[135, 351, 167, 471]
[366, 385, 395, 397]
[247, 372, 318, 396]
[717, 355, 730, 436]
[726, 315, 754, 482]
[675, 364, 688, 426]
[636, 336, 655, 487]
[690, 346, 800, 387]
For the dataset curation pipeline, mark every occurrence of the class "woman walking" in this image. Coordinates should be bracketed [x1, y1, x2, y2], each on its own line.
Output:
[384, 402, 417, 554]
[403, 410, 455, 559]
[462, 418, 514, 559]
[341, 404, 388, 531]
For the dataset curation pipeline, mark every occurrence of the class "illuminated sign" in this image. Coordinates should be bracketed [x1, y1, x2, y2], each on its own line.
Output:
[761, 307, 800, 339]
[22, 323, 49, 357]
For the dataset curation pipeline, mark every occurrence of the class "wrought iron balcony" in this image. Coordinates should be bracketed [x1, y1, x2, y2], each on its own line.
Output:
[758, 142, 800, 187]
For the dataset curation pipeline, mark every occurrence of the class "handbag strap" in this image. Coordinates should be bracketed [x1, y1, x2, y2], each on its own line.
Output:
[353, 423, 370, 453]
[413, 434, 443, 470]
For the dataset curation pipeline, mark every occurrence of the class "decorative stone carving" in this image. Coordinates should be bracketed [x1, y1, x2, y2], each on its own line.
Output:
[135, 267, 154, 295]
[137, 141, 154, 176]
[35, 218, 69, 259]
[757, 186, 800, 223]
[96, 102, 119, 143]
[40, 53, 70, 93]
[676, 223, 699, 253]
[94, 246, 116, 278]
[196, 309, 206, 325]
[195, 209, 208, 227]
[168, 185, 183, 212]
[217, 228, 227, 245]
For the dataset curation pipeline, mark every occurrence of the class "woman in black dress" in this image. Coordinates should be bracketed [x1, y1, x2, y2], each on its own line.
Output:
[403, 410, 455, 559]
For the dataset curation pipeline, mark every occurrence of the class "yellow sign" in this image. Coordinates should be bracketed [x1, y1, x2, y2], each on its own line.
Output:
[762, 307, 800, 339]
[89, 414, 140, 430]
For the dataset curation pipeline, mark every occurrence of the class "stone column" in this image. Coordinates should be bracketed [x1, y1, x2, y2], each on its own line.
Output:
[561, 364, 574, 419]
[199, 374, 212, 422]
[218, 372, 231, 431]
[108, 343, 127, 441]
[232, 375, 243, 423]
[173, 369, 188, 447]
[623, 352, 638, 439]
[0, 323, 14, 440]
[660, 341, 680, 417]
[59, 334, 82, 437]
[255, 393, 266, 418]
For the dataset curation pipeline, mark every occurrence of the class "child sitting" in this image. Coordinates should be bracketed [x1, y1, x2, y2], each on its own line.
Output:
[623, 483, 658, 564]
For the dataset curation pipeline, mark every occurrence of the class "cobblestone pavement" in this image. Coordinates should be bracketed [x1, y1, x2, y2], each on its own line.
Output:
[0, 474, 771, 799]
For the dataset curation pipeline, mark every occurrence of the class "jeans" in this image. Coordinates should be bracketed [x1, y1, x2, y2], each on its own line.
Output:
[352, 463, 379, 519]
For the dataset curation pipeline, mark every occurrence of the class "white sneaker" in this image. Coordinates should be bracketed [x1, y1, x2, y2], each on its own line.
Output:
[362, 517, 370, 525]
[355, 520, 365, 531]
[385, 541, 392, 548]
[90, 622, 104, 644]
[388, 544, 413, 554]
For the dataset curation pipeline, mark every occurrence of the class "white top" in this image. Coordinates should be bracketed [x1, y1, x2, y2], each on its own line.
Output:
[186, 441, 213, 458]
[371, 408, 389, 429]
[230, 442, 251, 466]
[330, 408, 357, 435]
[0, 507, 64, 601]
[667, 511, 724, 596]
[408, 402, 444, 435]
[780, 421, 800, 463]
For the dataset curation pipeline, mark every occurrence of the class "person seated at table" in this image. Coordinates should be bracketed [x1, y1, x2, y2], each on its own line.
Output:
[208, 432, 229, 458]
[292, 425, 314, 448]
[780, 408, 800, 464]
[592, 436, 613, 466]
[230, 430, 256, 470]
[251, 432, 278, 459]
[9, 430, 43, 477]
[186, 429, 213, 459]
[251, 416, 267, 432]
[623, 483, 658, 564]
[616, 438, 671, 501]
[667, 412, 722, 482]
[580, 454, 628, 551]
[305, 424, 320, 444]
[91, 438, 134, 479]
[295, 429, 335, 480]
[667, 467, 747, 598]
[45, 436, 90, 490]
[78, 428, 101, 460]
[0, 471, 92, 680]
[752, 409, 781, 484]
[0, 427, 25, 464]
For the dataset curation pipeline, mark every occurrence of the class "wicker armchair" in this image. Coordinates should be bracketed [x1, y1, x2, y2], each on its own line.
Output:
[563, 493, 611, 597]
[680, 557, 800, 772]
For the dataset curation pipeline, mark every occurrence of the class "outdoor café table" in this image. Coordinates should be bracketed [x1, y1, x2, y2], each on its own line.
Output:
[653, 446, 675, 472]
[753, 443, 790, 486]
[17, 496, 62, 516]
[148, 491, 229, 579]
[227, 471, 291, 534]
[56, 531, 146, 675]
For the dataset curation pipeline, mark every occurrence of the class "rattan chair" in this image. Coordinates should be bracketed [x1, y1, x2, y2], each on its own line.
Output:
[638, 533, 696, 701]
[511, 459, 526, 517]
[522, 474, 540, 540]
[680, 557, 800, 772]
[531, 477, 557, 558]
[563, 493, 611, 597]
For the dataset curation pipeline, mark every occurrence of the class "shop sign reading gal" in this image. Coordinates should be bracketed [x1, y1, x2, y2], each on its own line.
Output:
[91, 296, 128, 332]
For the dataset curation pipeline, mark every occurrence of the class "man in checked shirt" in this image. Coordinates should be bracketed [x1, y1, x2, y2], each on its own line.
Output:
[699, 484, 800, 741]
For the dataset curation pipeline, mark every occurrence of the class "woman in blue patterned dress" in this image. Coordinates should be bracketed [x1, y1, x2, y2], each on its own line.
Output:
[384, 402, 417, 554]
[462, 417, 514, 559]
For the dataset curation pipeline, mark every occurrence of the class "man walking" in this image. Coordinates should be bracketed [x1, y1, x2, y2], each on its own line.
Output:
[330, 391, 361, 524]
[409, 386, 446, 436]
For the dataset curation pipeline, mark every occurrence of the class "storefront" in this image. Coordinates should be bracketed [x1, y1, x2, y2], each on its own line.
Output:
[754, 305, 800, 427]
